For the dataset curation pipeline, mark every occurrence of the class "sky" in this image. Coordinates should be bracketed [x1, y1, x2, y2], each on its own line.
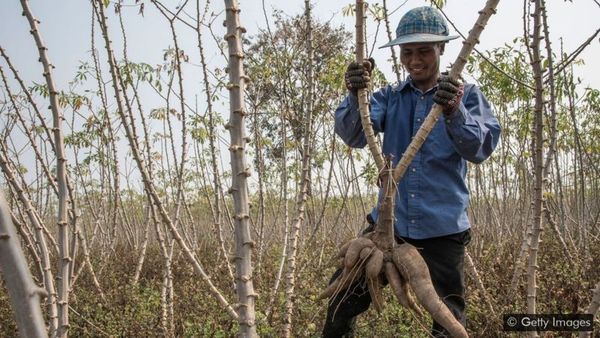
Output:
[1, 0, 599, 94]
[0, 0, 599, 189]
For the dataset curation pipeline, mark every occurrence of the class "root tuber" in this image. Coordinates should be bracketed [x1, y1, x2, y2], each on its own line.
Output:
[367, 275, 384, 312]
[365, 248, 384, 279]
[344, 237, 375, 269]
[384, 261, 423, 317]
[393, 243, 468, 338]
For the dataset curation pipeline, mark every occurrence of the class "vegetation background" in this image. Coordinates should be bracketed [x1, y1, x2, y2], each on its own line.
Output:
[0, 0, 598, 337]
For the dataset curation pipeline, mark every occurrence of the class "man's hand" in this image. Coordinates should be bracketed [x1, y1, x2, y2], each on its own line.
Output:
[433, 74, 464, 115]
[344, 58, 375, 96]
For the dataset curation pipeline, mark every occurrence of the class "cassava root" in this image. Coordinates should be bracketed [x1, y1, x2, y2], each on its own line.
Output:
[393, 243, 468, 338]
[319, 237, 374, 300]
[384, 261, 423, 317]
[321, 238, 468, 338]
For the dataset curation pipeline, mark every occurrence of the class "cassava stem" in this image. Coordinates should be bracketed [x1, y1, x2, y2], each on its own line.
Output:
[355, 0, 385, 172]
[20, 1, 72, 335]
[0, 192, 48, 337]
[223, 0, 259, 335]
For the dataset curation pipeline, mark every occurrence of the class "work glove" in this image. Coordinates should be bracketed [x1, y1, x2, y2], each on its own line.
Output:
[344, 57, 375, 96]
[433, 73, 464, 115]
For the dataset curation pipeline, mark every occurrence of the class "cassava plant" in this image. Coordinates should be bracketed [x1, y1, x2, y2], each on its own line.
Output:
[91, 0, 239, 323]
[281, 1, 318, 336]
[223, 0, 259, 336]
[319, 0, 500, 336]
[525, 3, 545, 336]
[20, 0, 72, 335]
[0, 192, 47, 338]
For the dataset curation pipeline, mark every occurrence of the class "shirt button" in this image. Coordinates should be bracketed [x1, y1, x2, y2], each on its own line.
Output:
[411, 220, 416, 224]
[417, 118, 421, 122]
[411, 168, 416, 172]
[410, 194, 415, 198]
[420, 96, 425, 100]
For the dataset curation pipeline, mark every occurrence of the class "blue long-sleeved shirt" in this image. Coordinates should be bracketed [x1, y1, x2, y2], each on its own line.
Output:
[335, 78, 501, 239]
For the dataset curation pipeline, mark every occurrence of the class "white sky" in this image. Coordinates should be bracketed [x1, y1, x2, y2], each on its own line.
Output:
[1, 0, 599, 93]
[1, 0, 599, 191]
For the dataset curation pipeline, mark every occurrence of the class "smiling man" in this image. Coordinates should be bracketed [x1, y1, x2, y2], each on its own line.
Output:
[323, 6, 501, 338]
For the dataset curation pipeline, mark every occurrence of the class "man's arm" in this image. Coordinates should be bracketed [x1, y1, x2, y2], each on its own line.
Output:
[334, 93, 367, 148]
[334, 89, 390, 148]
[442, 84, 501, 163]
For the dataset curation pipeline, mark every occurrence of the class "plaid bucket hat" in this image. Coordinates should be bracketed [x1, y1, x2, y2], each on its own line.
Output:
[380, 6, 458, 48]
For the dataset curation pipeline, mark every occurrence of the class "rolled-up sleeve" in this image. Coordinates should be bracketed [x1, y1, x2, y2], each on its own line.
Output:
[443, 84, 501, 164]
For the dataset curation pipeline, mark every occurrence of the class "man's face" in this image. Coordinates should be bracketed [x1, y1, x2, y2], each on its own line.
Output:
[399, 42, 444, 89]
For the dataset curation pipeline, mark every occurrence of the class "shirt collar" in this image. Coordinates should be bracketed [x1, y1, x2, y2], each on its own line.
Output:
[394, 75, 439, 95]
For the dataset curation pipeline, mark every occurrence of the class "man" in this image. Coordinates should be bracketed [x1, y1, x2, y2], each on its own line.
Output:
[322, 6, 501, 338]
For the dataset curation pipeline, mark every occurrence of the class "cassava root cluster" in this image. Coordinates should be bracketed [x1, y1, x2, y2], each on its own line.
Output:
[319, 234, 468, 338]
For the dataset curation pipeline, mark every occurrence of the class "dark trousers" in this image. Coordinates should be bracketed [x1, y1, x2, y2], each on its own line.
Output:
[322, 229, 471, 338]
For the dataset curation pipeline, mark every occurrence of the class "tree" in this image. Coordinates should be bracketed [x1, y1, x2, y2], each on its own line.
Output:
[244, 10, 352, 172]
